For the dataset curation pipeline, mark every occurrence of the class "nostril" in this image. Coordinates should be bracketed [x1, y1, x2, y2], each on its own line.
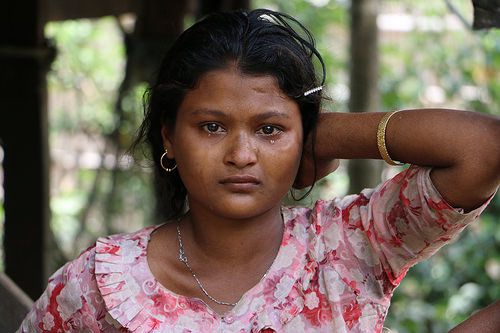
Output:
[224, 139, 258, 167]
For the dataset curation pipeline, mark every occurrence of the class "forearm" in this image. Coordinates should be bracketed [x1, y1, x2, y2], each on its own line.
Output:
[314, 109, 500, 209]
[449, 300, 500, 333]
[315, 109, 498, 163]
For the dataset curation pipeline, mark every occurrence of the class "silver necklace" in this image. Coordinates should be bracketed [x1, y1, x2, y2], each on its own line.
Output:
[176, 223, 237, 307]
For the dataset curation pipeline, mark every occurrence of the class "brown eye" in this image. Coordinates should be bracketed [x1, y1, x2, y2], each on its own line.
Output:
[257, 125, 282, 136]
[262, 125, 274, 135]
[202, 123, 224, 133]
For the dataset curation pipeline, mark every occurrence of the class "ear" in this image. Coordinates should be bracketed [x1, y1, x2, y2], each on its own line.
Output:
[161, 125, 175, 158]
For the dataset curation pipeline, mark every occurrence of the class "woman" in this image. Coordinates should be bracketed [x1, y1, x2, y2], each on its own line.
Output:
[19, 9, 499, 332]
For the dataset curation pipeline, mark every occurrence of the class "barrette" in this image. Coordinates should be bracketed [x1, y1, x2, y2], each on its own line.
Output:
[303, 86, 323, 96]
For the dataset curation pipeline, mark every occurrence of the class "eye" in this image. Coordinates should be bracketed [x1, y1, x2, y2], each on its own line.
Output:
[202, 123, 225, 134]
[257, 125, 282, 136]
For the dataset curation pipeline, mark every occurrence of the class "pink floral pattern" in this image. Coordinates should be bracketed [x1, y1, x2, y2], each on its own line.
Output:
[18, 166, 491, 332]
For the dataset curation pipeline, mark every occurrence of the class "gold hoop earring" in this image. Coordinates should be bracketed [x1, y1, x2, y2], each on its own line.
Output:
[160, 149, 177, 172]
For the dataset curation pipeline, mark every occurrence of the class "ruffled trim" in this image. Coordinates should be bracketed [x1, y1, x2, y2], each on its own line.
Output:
[93, 211, 313, 332]
[95, 226, 164, 333]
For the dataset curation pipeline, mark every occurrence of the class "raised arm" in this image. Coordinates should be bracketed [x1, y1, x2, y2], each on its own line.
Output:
[297, 109, 500, 210]
[449, 300, 500, 333]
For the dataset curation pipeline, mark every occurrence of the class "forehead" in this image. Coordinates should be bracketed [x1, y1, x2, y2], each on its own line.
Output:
[196, 67, 281, 94]
[178, 67, 299, 118]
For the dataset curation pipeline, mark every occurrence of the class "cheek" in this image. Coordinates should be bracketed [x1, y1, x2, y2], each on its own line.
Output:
[172, 136, 213, 190]
[265, 134, 303, 182]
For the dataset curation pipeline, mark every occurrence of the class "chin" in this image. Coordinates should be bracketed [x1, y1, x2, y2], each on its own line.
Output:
[187, 189, 287, 220]
[220, 203, 276, 220]
[210, 196, 280, 220]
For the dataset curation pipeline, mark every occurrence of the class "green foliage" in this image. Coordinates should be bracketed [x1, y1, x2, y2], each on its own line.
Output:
[45, 18, 154, 260]
[46, 18, 124, 134]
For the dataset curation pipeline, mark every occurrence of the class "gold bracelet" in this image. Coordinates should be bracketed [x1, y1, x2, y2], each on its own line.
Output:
[377, 111, 404, 166]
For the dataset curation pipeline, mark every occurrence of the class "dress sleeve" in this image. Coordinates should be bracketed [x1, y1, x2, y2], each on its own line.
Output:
[335, 165, 494, 287]
[17, 245, 102, 333]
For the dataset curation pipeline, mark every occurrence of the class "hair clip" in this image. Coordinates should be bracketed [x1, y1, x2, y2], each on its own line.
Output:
[303, 86, 323, 96]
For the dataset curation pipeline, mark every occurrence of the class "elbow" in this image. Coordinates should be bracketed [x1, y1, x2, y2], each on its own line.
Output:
[475, 116, 500, 188]
[487, 117, 500, 176]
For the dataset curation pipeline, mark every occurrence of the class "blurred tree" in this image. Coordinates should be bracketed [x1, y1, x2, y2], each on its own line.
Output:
[108, 1, 188, 224]
[347, 0, 384, 194]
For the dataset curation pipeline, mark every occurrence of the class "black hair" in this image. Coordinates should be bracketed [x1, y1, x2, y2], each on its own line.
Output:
[132, 8, 326, 219]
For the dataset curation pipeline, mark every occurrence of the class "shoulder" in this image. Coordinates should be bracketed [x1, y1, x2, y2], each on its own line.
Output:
[19, 244, 99, 331]
[93, 224, 184, 331]
[60, 224, 160, 309]
[19, 225, 162, 333]
[58, 224, 158, 279]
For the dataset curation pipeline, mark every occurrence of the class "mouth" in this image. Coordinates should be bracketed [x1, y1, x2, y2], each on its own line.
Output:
[219, 175, 261, 191]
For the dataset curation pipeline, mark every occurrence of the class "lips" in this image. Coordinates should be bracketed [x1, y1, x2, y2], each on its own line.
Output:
[220, 175, 261, 184]
[219, 175, 261, 191]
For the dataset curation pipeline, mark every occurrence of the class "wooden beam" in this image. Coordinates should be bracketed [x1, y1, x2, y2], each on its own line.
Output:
[197, 0, 250, 18]
[347, 0, 383, 193]
[44, 0, 138, 22]
[0, 272, 33, 332]
[1, 1, 51, 299]
[472, 0, 500, 29]
[135, 1, 187, 38]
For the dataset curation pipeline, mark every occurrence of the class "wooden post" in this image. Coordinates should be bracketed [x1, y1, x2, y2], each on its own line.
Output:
[0, 1, 52, 299]
[472, 0, 500, 29]
[347, 0, 383, 194]
[0, 272, 33, 332]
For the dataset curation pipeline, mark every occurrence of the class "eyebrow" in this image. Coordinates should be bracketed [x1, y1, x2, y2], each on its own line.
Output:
[255, 111, 291, 121]
[189, 108, 291, 121]
[189, 108, 227, 118]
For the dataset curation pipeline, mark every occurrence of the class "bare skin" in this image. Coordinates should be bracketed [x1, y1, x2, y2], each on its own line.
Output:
[148, 66, 500, 316]
[149, 66, 301, 315]
[296, 110, 500, 211]
[449, 300, 500, 333]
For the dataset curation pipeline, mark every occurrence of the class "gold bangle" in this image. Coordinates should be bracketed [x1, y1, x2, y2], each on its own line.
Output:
[377, 111, 404, 166]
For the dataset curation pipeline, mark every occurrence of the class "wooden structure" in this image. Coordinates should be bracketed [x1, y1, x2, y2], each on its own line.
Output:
[1, 1, 52, 301]
[0, 272, 33, 332]
[472, 0, 500, 29]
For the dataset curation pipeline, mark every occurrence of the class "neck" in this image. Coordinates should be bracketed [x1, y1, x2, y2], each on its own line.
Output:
[180, 202, 284, 265]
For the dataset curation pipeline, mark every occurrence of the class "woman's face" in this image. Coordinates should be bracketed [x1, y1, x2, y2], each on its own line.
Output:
[162, 66, 303, 219]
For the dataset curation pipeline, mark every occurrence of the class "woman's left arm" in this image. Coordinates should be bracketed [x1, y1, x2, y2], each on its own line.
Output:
[449, 300, 500, 333]
[297, 109, 500, 211]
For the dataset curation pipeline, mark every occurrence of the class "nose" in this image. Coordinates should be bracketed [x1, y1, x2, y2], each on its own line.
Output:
[223, 132, 257, 168]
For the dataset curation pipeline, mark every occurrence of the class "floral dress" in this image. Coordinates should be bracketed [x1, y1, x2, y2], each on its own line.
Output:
[18, 166, 492, 332]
